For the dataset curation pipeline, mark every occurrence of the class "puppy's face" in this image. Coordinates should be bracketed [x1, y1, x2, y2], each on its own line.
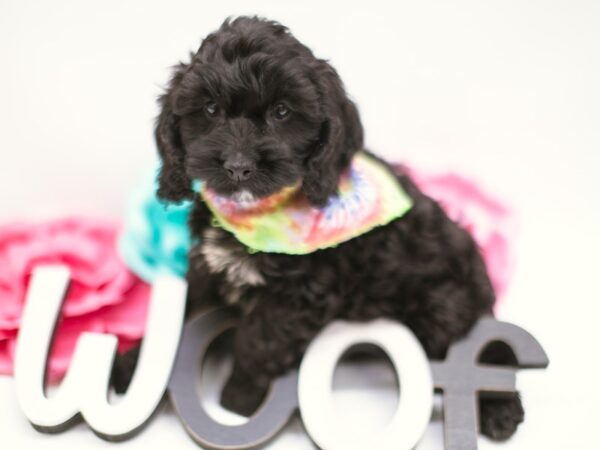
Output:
[176, 33, 322, 201]
[156, 17, 363, 206]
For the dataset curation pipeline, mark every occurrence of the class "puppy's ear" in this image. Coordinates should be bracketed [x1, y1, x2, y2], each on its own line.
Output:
[302, 61, 364, 206]
[155, 62, 194, 203]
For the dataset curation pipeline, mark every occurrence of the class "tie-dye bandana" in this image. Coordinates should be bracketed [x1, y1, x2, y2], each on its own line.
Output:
[200, 152, 413, 254]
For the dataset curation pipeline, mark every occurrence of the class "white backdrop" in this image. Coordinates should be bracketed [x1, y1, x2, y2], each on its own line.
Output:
[1, 0, 599, 449]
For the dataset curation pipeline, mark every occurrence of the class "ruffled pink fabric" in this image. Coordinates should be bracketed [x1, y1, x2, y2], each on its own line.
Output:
[406, 167, 516, 301]
[0, 218, 150, 382]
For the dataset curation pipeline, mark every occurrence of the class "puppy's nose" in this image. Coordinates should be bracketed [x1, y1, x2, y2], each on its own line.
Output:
[224, 157, 255, 182]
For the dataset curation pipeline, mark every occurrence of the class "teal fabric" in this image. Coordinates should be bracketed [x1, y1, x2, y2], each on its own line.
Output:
[118, 169, 194, 282]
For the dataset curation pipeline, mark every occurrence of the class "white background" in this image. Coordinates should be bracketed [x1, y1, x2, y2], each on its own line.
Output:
[1, 0, 599, 448]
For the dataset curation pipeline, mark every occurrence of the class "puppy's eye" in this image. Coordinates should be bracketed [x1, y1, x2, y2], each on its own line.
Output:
[273, 103, 290, 120]
[205, 101, 219, 117]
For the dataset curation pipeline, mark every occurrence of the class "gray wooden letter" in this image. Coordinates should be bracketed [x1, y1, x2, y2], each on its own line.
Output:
[168, 307, 299, 450]
[430, 317, 549, 450]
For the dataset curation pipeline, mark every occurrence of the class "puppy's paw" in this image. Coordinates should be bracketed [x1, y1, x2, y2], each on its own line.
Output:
[479, 394, 524, 442]
[110, 345, 140, 394]
[220, 373, 267, 417]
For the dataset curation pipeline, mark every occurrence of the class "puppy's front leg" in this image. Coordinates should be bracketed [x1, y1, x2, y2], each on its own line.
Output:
[478, 342, 525, 441]
[220, 293, 328, 416]
[400, 275, 524, 442]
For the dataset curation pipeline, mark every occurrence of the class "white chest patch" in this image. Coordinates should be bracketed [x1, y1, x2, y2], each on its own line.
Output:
[199, 228, 265, 304]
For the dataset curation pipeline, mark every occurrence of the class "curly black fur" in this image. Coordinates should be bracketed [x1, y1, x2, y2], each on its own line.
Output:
[113, 16, 524, 441]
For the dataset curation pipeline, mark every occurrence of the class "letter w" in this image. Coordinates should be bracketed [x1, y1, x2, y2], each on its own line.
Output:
[14, 265, 186, 440]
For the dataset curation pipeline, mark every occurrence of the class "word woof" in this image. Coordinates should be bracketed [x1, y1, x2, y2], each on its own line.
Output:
[14, 266, 548, 450]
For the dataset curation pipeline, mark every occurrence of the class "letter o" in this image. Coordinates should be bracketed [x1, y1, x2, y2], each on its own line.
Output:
[298, 318, 433, 450]
[168, 307, 299, 449]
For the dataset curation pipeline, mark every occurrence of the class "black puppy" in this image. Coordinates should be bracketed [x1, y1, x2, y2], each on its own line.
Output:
[114, 16, 523, 441]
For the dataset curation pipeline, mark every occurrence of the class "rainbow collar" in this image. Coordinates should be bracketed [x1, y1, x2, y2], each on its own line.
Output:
[199, 152, 413, 254]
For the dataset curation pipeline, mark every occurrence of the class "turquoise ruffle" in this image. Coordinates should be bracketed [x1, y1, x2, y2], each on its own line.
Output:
[118, 169, 195, 282]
